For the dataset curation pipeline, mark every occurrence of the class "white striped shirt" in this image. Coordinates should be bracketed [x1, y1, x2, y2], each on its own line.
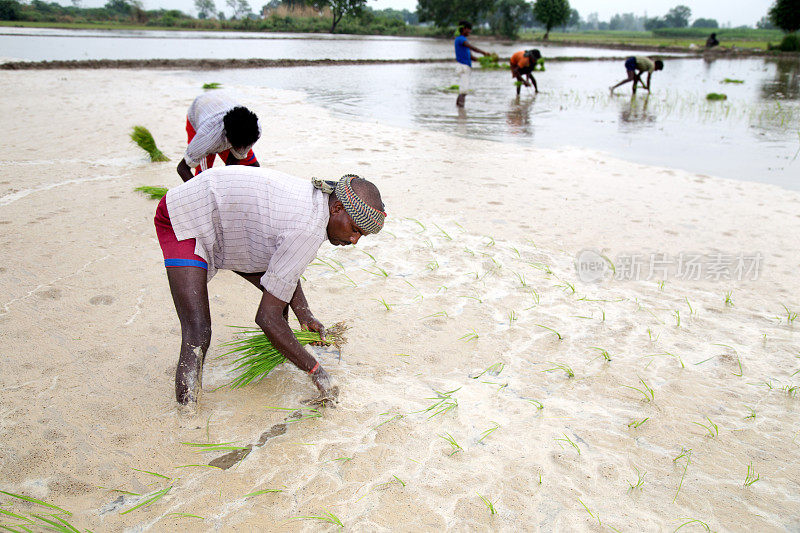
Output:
[166, 167, 329, 302]
[184, 93, 261, 168]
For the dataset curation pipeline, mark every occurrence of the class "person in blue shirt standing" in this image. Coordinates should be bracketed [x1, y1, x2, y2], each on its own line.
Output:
[454, 20, 492, 108]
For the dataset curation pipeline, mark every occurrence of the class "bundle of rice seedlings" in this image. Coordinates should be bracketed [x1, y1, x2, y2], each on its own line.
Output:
[130, 125, 170, 162]
[203, 82, 223, 89]
[478, 54, 504, 69]
[134, 185, 168, 200]
[706, 92, 727, 101]
[220, 322, 349, 389]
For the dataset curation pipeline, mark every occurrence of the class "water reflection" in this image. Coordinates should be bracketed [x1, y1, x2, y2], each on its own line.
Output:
[619, 94, 655, 125]
[505, 96, 535, 136]
[760, 58, 800, 100]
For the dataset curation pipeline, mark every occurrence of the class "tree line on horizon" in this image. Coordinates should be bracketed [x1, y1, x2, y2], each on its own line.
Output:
[1, 0, 797, 44]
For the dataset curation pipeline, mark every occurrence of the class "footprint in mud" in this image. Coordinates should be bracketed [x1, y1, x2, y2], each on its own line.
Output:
[209, 445, 253, 469]
[256, 423, 287, 446]
[37, 287, 62, 299]
[89, 295, 115, 305]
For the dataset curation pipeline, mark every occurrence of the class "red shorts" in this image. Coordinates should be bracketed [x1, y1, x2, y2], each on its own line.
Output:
[154, 196, 208, 269]
[186, 117, 258, 176]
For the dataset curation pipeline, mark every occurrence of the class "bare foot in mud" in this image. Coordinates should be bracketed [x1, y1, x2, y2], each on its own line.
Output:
[302, 385, 340, 408]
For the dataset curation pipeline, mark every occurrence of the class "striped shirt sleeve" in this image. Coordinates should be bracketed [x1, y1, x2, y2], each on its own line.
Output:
[260, 229, 324, 302]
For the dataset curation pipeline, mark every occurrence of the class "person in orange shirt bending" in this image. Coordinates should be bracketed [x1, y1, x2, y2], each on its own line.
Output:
[509, 49, 541, 96]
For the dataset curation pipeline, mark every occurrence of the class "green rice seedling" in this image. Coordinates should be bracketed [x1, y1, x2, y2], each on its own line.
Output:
[375, 297, 393, 311]
[440, 432, 463, 455]
[419, 387, 460, 419]
[359, 249, 376, 262]
[527, 261, 552, 275]
[781, 304, 797, 325]
[202, 82, 222, 89]
[722, 78, 744, 84]
[693, 416, 718, 438]
[402, 280, 423, 302]
[578, 498, 601, 525]
[524, 399, 544, 410]
[182, 442, 249, 452]
[535, 324, 562, 340]
[483, 235, 495, 247]
[675, 518, 711, 532]
[673, 448, 692, 503]
[743, 406, 756, 420]
[243, 488, 283, 498]
[510, 246, 521, 258]
[724, 291, 734, 307]
[362, 266, 388, 277]
[658, 280, 666, 290]
[460, 294, 483, 304]
[421, 310, 449, 320]
[477, 422, 500, 443]
[556, 279, 576, 294]
[433, 224, 452, 240]
[673, 310, 681, 327]
[219, 322, 348, 388]
[130, 125, 170, 162]
[459, 329, 479, 342]
[543, 362, 574, 378]
[477, 493, 497, 515]
[0, 491, 71, 516]
[623, 377, 655, 402]
[470, 362, 504, 379]
[120, 485, 172, 515]
[427, 259, 439, 271]
[646, 351, 685, 369]
[508, 310, 517, 325]
[310, 255, 340, 272]
[783, 384, 799, 397]
[513, 271, 527, 288]
[743, 462, 759, 486]
[134, 185, 168, 200]
[26, 513, 83, 532]
[373, 413, 403, 430]
[291, 509, 343, 528]
[685, 297, 695, 316]
[168, 512, 206, 519]
[528, 287, 541, 306]
[406, 217, 426, 233]
[555, 432, 581, 455]
[463, 246, 475, 256]
[132, 468, 171, 480]
[589, 347, 612, 362]
[647, 328, 660, 342]
[627, 417, 649, 429]
[175, 464, 223, 470]
[392, 475, 406, 487]
[443, 84, 460, 92]
[706, 93, 727, 101]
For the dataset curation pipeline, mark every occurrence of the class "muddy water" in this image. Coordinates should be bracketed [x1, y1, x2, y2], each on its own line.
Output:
[184, 56, 800, 189]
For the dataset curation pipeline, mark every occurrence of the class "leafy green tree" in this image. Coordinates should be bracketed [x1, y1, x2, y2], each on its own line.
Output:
[313, 0, 366, 32]
[691, 17, 718, 28]
[226, 0, 251, 19]
[487, 0, 529, 38]
[756, 15, 776, 29]
[664, 4, 691, 27]
[104, 0, 132, 17]
[532, 0, 570, 39]
[0, 0, 21, 20]
[769, 0, 800, 33]
[567, 7, 580, 28]
[416, 0, 493, 30]
[195, 0, 215, 18]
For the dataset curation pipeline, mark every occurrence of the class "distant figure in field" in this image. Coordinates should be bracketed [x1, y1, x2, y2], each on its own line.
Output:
[509, 49, 542, 95]
[706, 33, 719, 48]
[609, 57, 664, 95]
[454, 20, 493, 108]
[177, 93, 261, 182]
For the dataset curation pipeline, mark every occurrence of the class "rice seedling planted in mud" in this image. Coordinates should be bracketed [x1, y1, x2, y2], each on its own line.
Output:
[525, 398, 544, 410]
[375, 297, 394, 310]
[470, 362, 504, 379]
[578, 498, 601, 525]
[440, 432, 463, 455]
[477, 422, 500, 443]
[243, 488, 284, 498]
[202, 82, 222, 89]
[219, 322, 348, 388]
[744, 462, 760, 486]
[459, 328, 479, 341]
[722, 78, 744, 84]
[543, 362, 574, 378]
[724, 291, 734, 307]
[675, 518, 711, 532]
[535, 324, 563, 340]
[706, 93, 727, 101]
[744, 406, 757, 420]
[627, 466, 647, 492]
[780, 304, 797, 324]
[693, 416, 719, 438]
[673, 448, 693, 503]
[589, 347, 612, 362]
[291, 509, 343, 528]
[555, 432, 581, 455]
[627, 417, 649, 429]
[361, 266, 389, 277]
[433, 223, 452, 240]
[120, 485, 173, 515]
[477, 493, 497, 515]
[646, 351, 685, 369]
[134, 185, 168, 199]
[419, 387, 460, 419]
[130, 125, 170, 162]
[623, 377, 655, 402]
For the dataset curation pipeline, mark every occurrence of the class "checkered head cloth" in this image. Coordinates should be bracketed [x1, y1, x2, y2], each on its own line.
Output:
[313, 174, 386, 234]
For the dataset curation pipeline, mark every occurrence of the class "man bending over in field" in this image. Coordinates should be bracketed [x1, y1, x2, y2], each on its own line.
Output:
[610, 56, 664, 95]
[177, 93, 261, 182]
[154, 167, 386, 407]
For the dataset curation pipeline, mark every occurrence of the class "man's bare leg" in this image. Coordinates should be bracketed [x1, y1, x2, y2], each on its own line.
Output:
[166, 267, 211, 405]
[456, 93, 466, 107]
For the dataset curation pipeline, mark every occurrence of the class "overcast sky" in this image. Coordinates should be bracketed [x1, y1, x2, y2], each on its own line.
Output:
[69, 0, 774, 27]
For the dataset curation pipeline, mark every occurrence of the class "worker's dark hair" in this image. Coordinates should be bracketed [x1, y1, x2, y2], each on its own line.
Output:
[223, 106, 260, 148]
[524, 49, 542, 61]
[654, 59, 664, 71]
[458, 20, 472, 34]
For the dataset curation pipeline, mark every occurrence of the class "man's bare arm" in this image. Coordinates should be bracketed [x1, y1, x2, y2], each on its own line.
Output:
[177, 159, 194, 182]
